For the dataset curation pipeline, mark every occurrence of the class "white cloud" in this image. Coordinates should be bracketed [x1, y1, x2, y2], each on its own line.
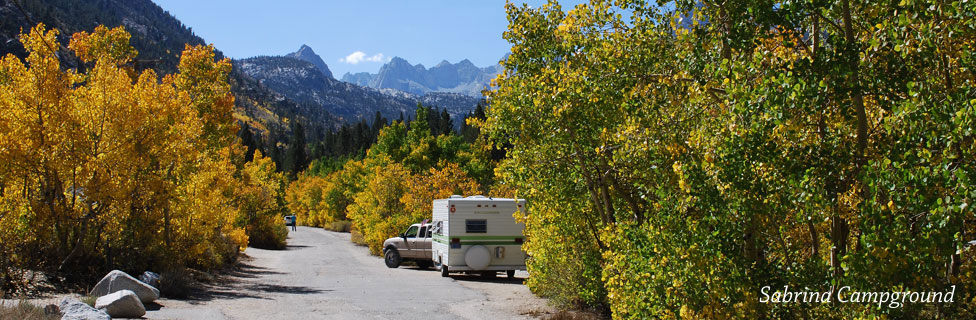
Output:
[339, 51, 388, 64]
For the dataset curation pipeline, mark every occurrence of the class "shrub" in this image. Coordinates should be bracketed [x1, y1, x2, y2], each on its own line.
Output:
[158, 267, 192, 299]
[350, 228, 367, 246]
[327, 220, 352, 232]
[245, 215, 288, 250]
[0, 301, 58, 320]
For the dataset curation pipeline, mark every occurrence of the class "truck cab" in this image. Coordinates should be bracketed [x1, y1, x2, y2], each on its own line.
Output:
[382, 223, 433, 269]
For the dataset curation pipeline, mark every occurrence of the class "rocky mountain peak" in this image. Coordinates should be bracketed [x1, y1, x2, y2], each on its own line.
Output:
[286, 44, 333, 79]
[435, 60, 452, 68]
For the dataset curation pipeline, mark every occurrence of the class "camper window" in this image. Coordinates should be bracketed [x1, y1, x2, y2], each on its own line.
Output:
[466, 219, 487, 233]
[432, 221, 443, 235]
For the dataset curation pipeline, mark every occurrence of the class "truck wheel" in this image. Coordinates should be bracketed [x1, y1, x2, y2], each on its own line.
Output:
[507, 270, 516, 279]
[440, 265, 449, 277]
[384, 248, 401, 268]
[417, 261, 432, 269]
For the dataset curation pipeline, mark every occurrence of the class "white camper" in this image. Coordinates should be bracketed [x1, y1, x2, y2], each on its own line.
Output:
[430, 195, 527, 278]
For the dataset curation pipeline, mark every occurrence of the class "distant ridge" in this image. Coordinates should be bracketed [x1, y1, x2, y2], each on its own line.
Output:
[236, 55, 482, 125]
[340, 56, 503, 97]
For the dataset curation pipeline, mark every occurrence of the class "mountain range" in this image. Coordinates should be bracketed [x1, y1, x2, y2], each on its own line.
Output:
[235, 52, 480, 124]
[0, 0, 489, 169]
[341, 56, 502, 97]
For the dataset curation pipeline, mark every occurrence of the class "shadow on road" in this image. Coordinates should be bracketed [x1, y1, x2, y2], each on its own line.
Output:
[185, 286, 271, 302]
[176, 258, 330, 303]
[286, 244, 311, 250]
[184, 276, 329, 302]
[225, 262, 284, 279]
[396, 265, 526, 284]
[145, 301, 164, 311]
[448, 274, 526, 284]
[247, 284, 332, 294]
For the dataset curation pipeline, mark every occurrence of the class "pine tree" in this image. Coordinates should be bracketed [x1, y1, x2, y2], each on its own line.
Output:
[239, 123, 257, 162]
[439, 108, 452, 135]
[287, 121, 308, 177]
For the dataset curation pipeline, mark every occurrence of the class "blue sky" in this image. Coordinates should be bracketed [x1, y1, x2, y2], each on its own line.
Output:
[150, 0, 587, 77]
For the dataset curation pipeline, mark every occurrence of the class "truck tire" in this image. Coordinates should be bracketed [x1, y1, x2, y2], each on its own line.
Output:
[507, 270, 516, 279]
[384, 247, 401, 268]
[440, 264, 449, 277]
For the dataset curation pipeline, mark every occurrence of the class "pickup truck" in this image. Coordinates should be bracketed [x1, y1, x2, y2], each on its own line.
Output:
[383, 223, 432, 269]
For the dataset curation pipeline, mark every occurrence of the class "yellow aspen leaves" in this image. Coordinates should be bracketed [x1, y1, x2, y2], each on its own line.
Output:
[0, 24, 285, 282]
[69, 25, 138, 65]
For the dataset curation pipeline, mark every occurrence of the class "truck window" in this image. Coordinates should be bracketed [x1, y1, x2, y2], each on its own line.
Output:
[404, 226, 419, 238]
[419, 226, 428, 238]
[465, 219, 487, 233]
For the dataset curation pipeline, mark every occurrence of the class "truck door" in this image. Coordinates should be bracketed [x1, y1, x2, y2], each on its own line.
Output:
[407, 226, 427, 259]
[402, 225, 420, 258]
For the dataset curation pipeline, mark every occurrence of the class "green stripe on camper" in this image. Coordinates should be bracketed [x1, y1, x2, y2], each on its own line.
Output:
[432, 235, 523, 241]
[433, 238, 522, 246]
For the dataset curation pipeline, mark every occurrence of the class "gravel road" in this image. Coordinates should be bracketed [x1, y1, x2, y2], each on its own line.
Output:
[145, 227, 556, 319]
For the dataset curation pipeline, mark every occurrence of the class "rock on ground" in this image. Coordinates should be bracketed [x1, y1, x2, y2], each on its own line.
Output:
[59, 297, 110, 320]
[90, 269, 160, 303]
[139, 271, 161, 289]
[95, 289, 147, 318]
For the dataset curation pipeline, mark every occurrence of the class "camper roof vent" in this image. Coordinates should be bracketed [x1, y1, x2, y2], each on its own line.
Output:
[450, 195, 464, 198]
[467, 195, 488, 199]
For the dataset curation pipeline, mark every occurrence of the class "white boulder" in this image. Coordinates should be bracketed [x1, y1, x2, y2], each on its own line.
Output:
[90, 269, 160, 303]
[95, 289, 146, 318]
[59, 297, 110, 320]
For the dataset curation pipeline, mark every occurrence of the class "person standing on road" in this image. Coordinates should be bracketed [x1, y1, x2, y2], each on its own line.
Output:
[286, 215, 297, 231]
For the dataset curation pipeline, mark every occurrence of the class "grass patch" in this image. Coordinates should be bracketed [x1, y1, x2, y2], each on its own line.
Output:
[350, 229, 367, 246]
[79, 295, 97, 307]
[0, 300, 59, 320]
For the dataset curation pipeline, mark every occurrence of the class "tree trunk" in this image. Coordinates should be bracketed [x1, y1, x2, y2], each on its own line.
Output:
[830, 0, 864, 282]
[807, 219, 819, 258]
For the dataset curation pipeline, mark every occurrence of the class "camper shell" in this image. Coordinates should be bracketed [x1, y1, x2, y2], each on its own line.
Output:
[430, 195, 527, 277]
